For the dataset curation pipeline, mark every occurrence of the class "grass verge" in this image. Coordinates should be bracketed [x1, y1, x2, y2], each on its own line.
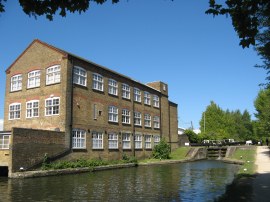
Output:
[139, 147, 191, 164]
[230, 146, 256, 175]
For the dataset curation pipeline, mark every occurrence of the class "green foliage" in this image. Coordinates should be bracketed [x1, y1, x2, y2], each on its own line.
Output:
[152, 138, 171, 159]
[0, 0, 120, 20]
[254, 88, 270, 137]
[206, 1, 270, 85]
[184, 129, 200, 143]
[42, 159, 109, 170]
[199, 101, 254, 141]
[122, 153, 138, 164]
[41, 156, 137, 170]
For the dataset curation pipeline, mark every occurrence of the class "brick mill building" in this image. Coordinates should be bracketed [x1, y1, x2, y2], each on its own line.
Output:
[0, 39, 178, 177]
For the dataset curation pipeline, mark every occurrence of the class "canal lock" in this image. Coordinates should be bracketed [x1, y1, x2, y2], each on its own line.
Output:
[207, 147, 227, 159]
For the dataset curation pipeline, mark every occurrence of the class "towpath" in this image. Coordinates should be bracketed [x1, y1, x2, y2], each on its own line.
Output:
[252, 146, 270, 201]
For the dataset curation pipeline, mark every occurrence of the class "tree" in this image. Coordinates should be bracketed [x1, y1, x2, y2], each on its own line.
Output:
[0, 0, 120, 20]
[200, 101, 254, 140]
[254, 88, 270, 136]
[184, 129, 199, 143]
[206, 0, 270, 85]
[199, 101, 228, 139]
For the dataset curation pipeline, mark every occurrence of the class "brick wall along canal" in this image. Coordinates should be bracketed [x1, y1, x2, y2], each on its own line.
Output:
[0, 160, 239, 202]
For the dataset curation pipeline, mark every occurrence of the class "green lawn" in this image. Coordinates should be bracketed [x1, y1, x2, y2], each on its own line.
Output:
[230, 146, 257, 175]
[139, 147, 191, 164]
[170, 147, 191, 160]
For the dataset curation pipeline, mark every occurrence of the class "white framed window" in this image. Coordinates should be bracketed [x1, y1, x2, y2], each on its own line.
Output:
[108, 106, 118, 122]
[134, 88, 141, 102]
[108, 133, 118, 149]
[0, 135, 10, 149]
[144, 91, 151, 105]
[135, 134, 142, 149]
[145, 135, 152, 149]
[92, 132, 103, 149]
[154, 116, 160, 128]
[27, 70, 40, 89]
[163, 84, 167, 91]
[92, 73, 103, 91]
[122, 109, 130, 124]
[46, 65, 60, 85]
[73, 66, 87, 86]
[122, 133, 131, 149]
[45, 97, 60, 116]
[153, 95, 160, 108]
[144, 114, 151, 127]
[11, 74, 22, 92]
[154, 135, 160, 146]
[134, 112, 141, 126]
[26, 100, 39, 118]
[108, 79, 118, 96]
[9, 103, 21, 120]
[122, 84, 130, 99]
[72, 129, 86, 149]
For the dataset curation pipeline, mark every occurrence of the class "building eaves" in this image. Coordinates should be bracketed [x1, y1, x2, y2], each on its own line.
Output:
[169, 101, 178, 107]
[5, 39, 67, 73]
[6, 39, 162, 94]
[46, 40, 162, 93]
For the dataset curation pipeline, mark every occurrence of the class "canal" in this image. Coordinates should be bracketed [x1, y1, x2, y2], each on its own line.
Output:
[0, 160, 239, 202]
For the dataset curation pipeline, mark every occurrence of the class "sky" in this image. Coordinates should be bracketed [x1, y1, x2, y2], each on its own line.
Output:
[0, 0, 266, 130]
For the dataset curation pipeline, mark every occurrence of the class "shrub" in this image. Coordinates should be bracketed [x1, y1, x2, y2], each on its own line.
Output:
[122, 153, 138, 164]
[152, 138, 171, 159]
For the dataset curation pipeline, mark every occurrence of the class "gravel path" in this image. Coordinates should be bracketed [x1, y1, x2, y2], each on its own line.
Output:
[252, 146, 270, 201]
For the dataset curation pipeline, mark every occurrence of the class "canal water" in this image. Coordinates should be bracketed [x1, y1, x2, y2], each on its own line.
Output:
[0, 160, 239, 202]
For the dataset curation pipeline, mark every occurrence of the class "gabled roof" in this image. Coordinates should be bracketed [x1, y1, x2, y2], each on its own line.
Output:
[6, 39, 68, 73]
[6, 39, 165, 95]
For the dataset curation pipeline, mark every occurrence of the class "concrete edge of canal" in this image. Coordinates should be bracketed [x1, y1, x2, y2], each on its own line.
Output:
[9, 163, 137, 179]
[9, 158, 208, 179]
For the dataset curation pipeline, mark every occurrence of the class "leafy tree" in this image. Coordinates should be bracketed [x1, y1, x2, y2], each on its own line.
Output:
[0, 0, 120, 20]
[184, 129, 200, 143]
[199, 101, 228, 139]
[152, 138, 171, 159]
[206, 0, 270, 85]
[254, 88, 270, 136]
[200, 101, 254, 140]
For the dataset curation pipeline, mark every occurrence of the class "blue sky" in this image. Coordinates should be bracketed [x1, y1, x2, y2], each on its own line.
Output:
[0, 0, 266, 129]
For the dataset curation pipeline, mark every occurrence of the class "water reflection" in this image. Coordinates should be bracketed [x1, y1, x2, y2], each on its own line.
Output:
[0, 160, 239, 202]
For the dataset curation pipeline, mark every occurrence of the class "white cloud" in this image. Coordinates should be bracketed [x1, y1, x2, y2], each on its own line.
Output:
[0, 119, 3, 131]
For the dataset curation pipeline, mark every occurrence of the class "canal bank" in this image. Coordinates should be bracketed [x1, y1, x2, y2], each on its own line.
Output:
[0, 160, 240, 201]
[216, 145, 270, 202]
[7, 146, 246, 179]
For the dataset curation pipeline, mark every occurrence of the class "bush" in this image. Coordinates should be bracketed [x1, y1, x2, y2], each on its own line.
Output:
[122, 153, 138, 164]
[152, 138, 171, 159]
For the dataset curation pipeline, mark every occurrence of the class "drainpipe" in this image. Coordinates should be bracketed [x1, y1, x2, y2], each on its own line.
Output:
[69, 57, 74, 149]
[132, 94, 135, 157]
[159, 95, 162, 139]
[168, 102, 172, 152]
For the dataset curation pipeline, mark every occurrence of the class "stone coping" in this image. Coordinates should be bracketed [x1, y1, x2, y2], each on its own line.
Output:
[138, 158, 206, 166]
[9, 163, 137, 179]
[221, 158, 245, 165]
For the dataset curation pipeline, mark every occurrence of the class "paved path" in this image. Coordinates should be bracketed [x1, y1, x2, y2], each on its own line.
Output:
[252, 146, 270, 201]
